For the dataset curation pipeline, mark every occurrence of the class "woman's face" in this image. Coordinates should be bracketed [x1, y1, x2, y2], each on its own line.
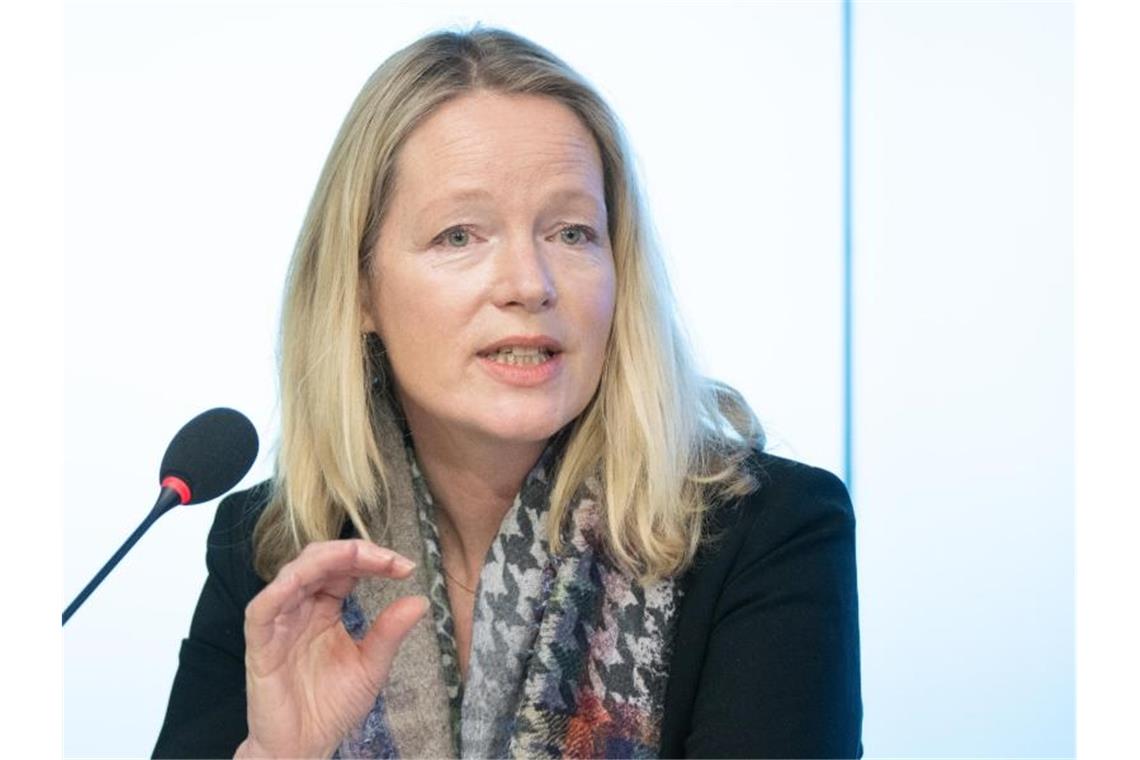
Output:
[362, 90, 616, 450]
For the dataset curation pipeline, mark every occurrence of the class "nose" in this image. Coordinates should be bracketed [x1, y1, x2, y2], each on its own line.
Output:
[493, 233, 557, 312]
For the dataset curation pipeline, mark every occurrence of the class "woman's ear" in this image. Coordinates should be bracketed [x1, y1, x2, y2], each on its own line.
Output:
[359, 270, 377, 333]
[361, 308, 377, 334]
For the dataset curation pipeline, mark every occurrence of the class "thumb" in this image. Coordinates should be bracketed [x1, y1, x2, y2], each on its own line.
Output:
[360, 595, 430, 687]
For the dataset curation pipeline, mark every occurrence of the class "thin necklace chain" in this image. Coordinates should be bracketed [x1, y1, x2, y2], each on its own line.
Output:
[435, 503, 477, 594]
[441, 563, 477, 595]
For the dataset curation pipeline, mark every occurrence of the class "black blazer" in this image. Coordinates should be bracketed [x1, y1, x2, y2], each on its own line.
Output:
[154, 451, 863, 758]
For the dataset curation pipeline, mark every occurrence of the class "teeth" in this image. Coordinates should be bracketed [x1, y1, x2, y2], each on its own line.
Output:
[486, 346, 552, 365]
[492, 346, 547, 356]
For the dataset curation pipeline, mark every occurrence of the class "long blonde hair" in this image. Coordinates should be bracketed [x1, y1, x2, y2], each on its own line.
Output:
[254, 25, 765, 583]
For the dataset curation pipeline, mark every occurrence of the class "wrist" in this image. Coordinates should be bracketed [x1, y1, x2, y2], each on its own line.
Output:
[234, 737, 278, 759]
[234, 737, 260, 759]
[235, 735, 336, 759]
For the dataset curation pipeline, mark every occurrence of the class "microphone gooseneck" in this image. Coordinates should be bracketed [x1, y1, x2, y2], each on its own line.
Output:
[62, 408, 259, 625]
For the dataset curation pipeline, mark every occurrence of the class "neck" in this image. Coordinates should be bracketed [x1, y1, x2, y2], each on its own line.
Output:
[401, 405, 548, 582]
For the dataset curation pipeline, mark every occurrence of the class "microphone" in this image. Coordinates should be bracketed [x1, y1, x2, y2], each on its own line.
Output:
[62, 407, 259, 625]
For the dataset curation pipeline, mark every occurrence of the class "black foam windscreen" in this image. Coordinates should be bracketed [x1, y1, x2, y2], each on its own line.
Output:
[158, 407, 259, 504]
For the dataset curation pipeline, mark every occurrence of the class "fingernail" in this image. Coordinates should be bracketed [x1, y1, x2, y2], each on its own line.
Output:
[395, 556, 416, 572]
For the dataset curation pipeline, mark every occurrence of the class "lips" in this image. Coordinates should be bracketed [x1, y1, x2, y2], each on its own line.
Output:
[477, 334, 564, 356]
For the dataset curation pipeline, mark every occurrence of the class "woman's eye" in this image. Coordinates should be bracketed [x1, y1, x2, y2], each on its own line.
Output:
[559, 225, 594, 246]
[434, 224, 594, 248]
[440, 227, 470, 247]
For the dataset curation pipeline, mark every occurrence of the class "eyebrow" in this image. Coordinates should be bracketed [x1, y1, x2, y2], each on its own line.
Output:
[544, 187, 606, 213]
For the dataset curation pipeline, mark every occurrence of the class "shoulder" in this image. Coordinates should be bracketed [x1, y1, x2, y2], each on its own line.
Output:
[738, 450, 855, 546]
[211, 480, 272, 539]
[693, 449, 855, 576]
[671, 449, 859, 643]
[746, 450, 851, 512]
[207, 479, 273, 555]
[660, 451, 862, 757]
[203, 480, 274, 606]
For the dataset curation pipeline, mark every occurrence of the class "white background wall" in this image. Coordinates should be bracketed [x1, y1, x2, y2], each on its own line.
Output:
[62, 1, 1072, 757]
[853, 3, 1073, 756]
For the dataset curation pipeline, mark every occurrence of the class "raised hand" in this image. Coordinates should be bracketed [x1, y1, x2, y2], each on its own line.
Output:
[235, 539, 428, 759]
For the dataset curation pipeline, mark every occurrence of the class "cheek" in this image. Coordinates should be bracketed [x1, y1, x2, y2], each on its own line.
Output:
[593, 263, 617, 331]
[581, 271, 617, 368]
[370, 271, 426, 372]
[374, 267, 476, 370]
[374, 261, 434, 334]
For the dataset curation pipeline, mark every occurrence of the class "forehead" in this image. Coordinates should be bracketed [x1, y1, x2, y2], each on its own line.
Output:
[393, 91, 605, 213]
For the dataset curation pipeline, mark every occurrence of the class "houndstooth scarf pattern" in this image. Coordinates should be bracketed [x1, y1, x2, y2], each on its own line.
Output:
[335, 407, 680, 758]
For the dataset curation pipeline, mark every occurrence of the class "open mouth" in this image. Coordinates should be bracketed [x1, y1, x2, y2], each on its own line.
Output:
[478, 346, 561, 366]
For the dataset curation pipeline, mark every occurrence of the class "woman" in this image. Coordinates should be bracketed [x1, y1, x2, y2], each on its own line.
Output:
[154, 26, 862, 759]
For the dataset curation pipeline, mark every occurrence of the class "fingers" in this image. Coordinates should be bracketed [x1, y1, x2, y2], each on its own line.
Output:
[360, 595, 430, 688]
[245, 540, 416, 643]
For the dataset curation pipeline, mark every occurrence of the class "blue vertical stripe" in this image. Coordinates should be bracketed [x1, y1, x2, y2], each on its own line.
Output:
[842, 0, 854, 492]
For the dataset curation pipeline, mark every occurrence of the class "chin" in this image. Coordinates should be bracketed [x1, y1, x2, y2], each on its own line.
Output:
[477, 410, 569, 444]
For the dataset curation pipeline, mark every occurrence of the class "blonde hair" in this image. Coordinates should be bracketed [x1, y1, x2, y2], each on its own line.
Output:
[254, 25, 765, 583]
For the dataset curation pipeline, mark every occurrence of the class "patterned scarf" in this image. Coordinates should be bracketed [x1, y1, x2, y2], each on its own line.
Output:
[334, 404, 680, 758]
